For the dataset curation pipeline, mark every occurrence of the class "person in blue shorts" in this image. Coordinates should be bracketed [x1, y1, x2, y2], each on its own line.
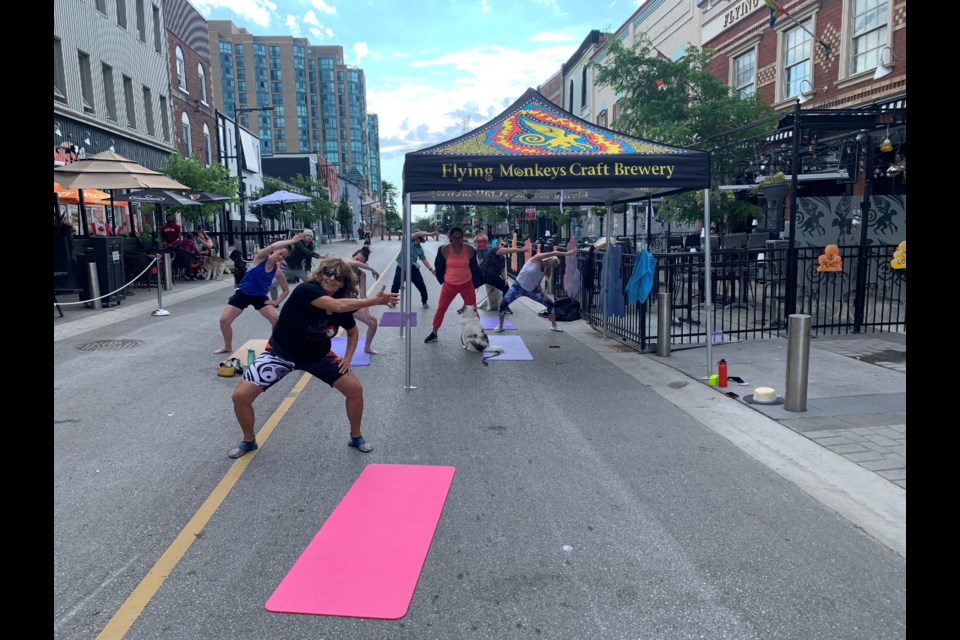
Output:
[226, 256, 400, 458]
[213, 233, 303, 355]
[494, 248, 577, 334]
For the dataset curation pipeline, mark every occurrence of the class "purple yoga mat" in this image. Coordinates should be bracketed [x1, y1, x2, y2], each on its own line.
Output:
[380, 312, 417, 327]
[330, 337, 372, 366]
[479, 316, 516, 331]
[482, 334, 533, 361]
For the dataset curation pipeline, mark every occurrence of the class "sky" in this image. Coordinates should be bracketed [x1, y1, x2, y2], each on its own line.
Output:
[191, 0, 642, 213]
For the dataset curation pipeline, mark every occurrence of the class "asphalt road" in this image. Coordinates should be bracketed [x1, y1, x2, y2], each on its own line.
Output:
[54, 238, 906, 640]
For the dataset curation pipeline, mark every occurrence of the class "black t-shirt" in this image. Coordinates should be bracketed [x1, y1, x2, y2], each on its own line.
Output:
[269, 282, 357, 361]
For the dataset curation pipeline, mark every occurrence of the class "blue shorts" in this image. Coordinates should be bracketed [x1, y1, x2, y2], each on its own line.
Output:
[242, 347, 345, 391]
[499, 282, 554, 315]
[228, 289, 270, 311]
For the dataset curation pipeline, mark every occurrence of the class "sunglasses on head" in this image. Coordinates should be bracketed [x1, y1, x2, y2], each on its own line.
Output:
[322, 269, 345, 282]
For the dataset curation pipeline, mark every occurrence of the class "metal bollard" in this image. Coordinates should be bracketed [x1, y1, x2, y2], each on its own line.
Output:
[160, 252, 173, 290]
[86, 261, 102, 310]
[784, 314, 811, 412]
[656, 292, 671, 357]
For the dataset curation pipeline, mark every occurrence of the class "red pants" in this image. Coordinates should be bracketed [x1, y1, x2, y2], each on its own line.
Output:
[432, 280, 477, 331]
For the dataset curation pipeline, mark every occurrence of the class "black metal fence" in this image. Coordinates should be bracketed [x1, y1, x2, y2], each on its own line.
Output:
[511, 242, 905, 350]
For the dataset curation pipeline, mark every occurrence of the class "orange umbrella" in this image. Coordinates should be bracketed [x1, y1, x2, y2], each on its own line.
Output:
[54, 182, 126, 205]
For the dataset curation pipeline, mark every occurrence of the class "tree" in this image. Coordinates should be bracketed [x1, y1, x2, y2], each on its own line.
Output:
[290, 173, 333, 230]
[380, 181, 401, 230]
[336, 195, 353, 236]
[160, 153, 238, 224]
[591, 33, 773, 227]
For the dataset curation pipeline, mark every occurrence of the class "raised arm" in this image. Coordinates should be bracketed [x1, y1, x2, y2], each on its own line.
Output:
[346, 258, 379, 280]
[253, 233, 305, 263]
[533, 248, 577, 262]
[311, 286, 399, 314]
[411, 230, 438, 241]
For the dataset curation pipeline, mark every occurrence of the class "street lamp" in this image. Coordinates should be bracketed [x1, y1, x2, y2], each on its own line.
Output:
[234, 106, 274, 239]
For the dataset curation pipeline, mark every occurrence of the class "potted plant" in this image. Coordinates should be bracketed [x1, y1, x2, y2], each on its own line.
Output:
[756, 171, 788, 201]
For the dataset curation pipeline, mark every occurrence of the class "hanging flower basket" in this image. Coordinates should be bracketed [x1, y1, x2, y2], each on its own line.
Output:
[756, 172, 789, 201]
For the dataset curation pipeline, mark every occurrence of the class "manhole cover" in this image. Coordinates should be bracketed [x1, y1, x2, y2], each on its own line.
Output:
[76, 339, 144, 351]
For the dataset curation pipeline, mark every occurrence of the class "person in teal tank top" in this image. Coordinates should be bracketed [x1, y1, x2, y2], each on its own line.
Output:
[213, 233, 304, 355]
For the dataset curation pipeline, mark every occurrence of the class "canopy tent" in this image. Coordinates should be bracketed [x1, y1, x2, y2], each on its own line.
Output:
[403, 87, 710, 206]
[398, 88, 715, 386]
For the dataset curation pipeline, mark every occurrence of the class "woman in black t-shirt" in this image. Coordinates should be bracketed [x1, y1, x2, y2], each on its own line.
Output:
[226, 256, 399, 459]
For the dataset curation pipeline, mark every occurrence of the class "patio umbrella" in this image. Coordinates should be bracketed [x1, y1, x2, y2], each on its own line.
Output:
[252, 190, 311, 230]
[53, 150, 189, 190]
[185, 190, 233, 203]
[54, 151, 189, 236]
[250, 189, 311, 207]
[124, 189, 199, 207]
[124, 189, 203, 240]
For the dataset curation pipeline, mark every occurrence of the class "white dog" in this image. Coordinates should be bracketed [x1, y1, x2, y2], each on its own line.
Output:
[459, 305, 505, 364]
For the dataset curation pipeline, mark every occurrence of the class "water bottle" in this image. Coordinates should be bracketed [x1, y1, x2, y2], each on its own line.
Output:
[247, 347, 256, 367]
[718, 359, 728, 388]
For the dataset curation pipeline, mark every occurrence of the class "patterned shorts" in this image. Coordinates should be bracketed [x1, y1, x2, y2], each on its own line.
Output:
[242, 347, 345, 390]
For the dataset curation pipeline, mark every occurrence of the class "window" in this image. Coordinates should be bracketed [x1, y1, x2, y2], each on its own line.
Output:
[175, 46, 187, 91]
[143, 86, 155, 135]
[102, 63, 117, 121]
[54, 38, 67, 103]
[568, 80, 574, 112]
[580, 67, 588, 108]
[152, 4, 162, 52]
[202, 123, 212, 164]
[181, 112, 192, 156]
[784, 21, 812, 99]
[851, 0, 888, 75]
[734, 50, 756, 97]
[134, 0, 145, 42]
[123, 75, 136, 128]
[77, 51, 95, 113]
[596, 110, 607, 128]
[96, 0, 106, 14]
[198, 64, 207, 103]
[159, 95, 170, 140]
[116, 0, 126, 29]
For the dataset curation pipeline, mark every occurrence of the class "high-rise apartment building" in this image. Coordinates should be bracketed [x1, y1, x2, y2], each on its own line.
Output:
[206, 21, 378, 201]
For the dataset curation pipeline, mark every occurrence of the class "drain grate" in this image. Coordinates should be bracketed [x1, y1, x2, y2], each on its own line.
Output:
[76, 339, 144, 351]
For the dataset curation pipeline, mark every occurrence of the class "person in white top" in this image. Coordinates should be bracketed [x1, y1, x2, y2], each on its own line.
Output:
[494, 248, 577, 334]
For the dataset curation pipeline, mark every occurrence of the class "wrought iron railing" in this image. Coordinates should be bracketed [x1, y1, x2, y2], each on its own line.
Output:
[509, 243, 905, 350]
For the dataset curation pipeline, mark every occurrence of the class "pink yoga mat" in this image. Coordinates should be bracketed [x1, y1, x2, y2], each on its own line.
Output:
[330, 337, 371, 366]
[380, 311, 417, 327]
[480, 316, 516, 331]
[265, 464, 456, 619]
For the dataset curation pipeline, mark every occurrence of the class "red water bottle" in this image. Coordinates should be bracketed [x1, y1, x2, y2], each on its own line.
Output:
[718, 359, 728, 388]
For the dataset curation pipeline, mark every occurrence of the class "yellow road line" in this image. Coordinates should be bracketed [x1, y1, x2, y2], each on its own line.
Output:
[95, 364, 313, 639]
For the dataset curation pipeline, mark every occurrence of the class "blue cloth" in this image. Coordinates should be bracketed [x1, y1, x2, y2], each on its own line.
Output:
[626, 249, 656, 305]
[600, 243, 625, 317]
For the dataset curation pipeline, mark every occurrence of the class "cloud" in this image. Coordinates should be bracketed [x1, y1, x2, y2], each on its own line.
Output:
[353, 42, 369, 65]
[284, 14, 301, 36]
[368, 42, 575, 161]
[307, 0, 338, 16]
[190, 0, 276, 27]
